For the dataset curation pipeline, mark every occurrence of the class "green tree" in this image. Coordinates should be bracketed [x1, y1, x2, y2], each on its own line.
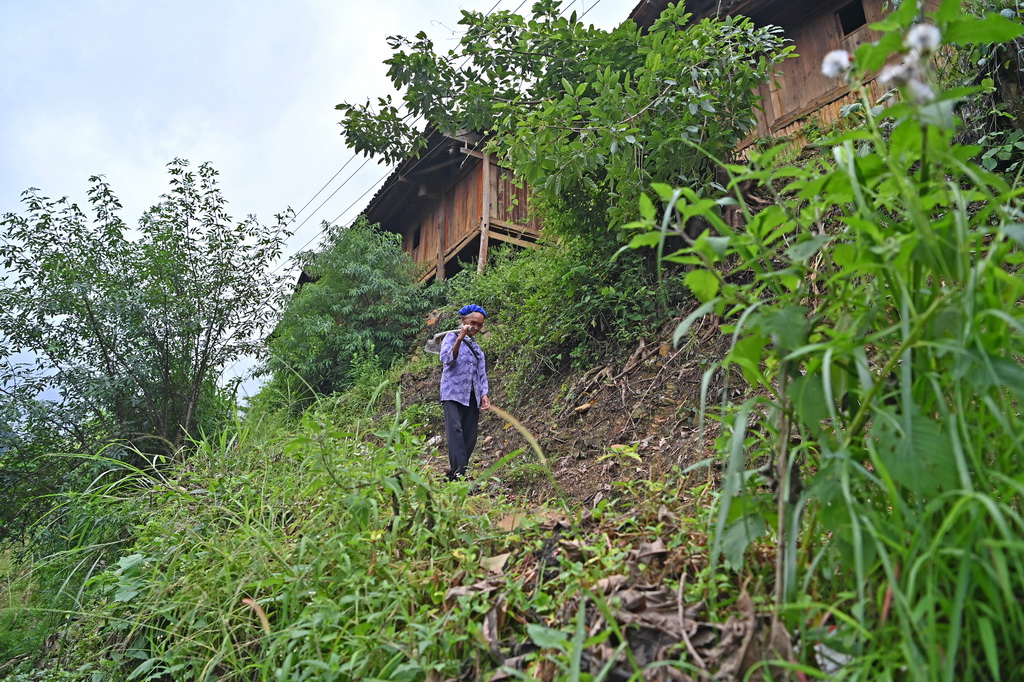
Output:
[337, 1, 792, 234]
[265, 217, 434, 402]
[0, 159, 290, 461]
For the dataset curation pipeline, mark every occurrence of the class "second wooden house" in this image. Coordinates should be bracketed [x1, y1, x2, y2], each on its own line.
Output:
[630, 0, 941, 145]
[360, 128, 541, 284]
[362, 0, 938, 279]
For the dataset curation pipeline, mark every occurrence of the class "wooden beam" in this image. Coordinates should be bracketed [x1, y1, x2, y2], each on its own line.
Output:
[444, 226, 479, 261]
[489, 232, 540, 250]
[490, 217, 541, 237]
[459, 147, 486, 160]
[477, 152, 491, 274]
[409, 156, 462, 175]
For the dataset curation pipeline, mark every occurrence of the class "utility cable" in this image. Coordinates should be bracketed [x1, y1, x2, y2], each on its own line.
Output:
[229, 0, 604, 387]
[282, 0, 552, 253]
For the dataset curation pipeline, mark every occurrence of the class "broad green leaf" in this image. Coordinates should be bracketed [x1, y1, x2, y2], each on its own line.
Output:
[650, 182, 675, 201]
[945, 13, 1024, 45]
[870, 0, 919, 32]
[1000, 223, 1024, 247]
[527, 624, 569, 650]
[731, 333, 769, 386]
[874, 411, 957, 496]
[114, 584, 141, 603]
[786, 235, 831, 262]
[857, 31, 905, 73]
[639, 192, 656, 221]
[788, 372, 830, 432]
[936, 0, 961, 23]
[684, 269, 720, 303]
[627, 231, 665, 249]
[753, 306, 808, 352]
[721, 514, 767, 570]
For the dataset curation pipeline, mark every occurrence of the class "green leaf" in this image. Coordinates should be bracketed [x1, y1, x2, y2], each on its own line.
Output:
[684, 269, 720, 303]
[114, 584, 141, 603]
[870, 0, 919, 32]
[788, 372, 830, 432]
[731, 333, 769, 386]
[856, 31, 905, 73]
[650, 182, 675, 201]
[874, 412, 957, 496]
[753, 306, 808, 352]
[945, 13, 1024, 45]
[918, 98, 957, 131]
[527, 624, 569, 650]
[786, 235, 831, 262]
[721, 513, 767, 570]
[1000, 223, 1024, 247]
[936, 0, 961, 23]
[639, 193, 656, 221]
[627, 231, 665, 249]
[117, 554, 146, 573]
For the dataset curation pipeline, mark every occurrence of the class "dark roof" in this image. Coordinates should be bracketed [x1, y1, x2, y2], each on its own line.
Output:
[360, 127, 484, 233]
[359, 0, 796, 233]
[628, 0, 787, 28]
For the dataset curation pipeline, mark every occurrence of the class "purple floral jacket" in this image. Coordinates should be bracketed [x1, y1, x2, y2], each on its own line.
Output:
[439, 332, 489, 407]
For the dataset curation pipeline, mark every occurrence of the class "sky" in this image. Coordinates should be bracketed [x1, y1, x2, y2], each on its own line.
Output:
[0, 0, 629, 397]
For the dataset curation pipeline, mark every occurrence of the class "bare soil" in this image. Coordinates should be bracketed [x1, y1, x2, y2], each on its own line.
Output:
[401, 314, 735, 506]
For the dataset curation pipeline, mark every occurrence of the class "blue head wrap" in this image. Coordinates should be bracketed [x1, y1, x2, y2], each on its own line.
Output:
[459, 304, 487, 318]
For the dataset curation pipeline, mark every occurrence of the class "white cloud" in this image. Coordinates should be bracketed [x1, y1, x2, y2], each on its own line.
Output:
[1, 0, 630, 391]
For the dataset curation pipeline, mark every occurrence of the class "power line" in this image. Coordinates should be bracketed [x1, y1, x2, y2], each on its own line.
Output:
[287, 154, 358, 224]
[287, 0, 586, 252]
[277, 0, 507, 239]
[228, 0, 611, 387]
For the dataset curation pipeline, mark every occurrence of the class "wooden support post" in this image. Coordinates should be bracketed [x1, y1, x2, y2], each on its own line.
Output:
[477, 152, 491, 274]
[437, 190, 447, 281]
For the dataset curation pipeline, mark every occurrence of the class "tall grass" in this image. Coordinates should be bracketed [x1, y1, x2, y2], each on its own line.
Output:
[2, 398, 744, 680]
[632, 4, 1024, 677]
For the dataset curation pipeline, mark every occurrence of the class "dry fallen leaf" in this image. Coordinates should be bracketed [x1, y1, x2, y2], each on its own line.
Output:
[596, 574, 628, 594]
[497, 512, 527, 532]
[481, 552, 511, 574]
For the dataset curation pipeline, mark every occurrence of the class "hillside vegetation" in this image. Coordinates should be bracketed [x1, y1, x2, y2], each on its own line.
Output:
[4, 1, 1024, 680]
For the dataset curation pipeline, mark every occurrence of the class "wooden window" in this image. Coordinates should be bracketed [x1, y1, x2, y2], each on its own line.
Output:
[836, 1, 867, 36]
[412, 226, 422, 250]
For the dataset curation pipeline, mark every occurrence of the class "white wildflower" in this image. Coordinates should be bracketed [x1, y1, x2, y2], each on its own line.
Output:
[904, 23, 942, 55]
[822, 50, 853, 78]
[879, 61, 914, 87]
[907, 79, 936, 104]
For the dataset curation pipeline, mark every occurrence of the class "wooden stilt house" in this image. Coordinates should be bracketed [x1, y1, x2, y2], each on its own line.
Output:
[360, 127, 541, 284]
[630, 0, 940, 146]
[361, 0, 941, 281]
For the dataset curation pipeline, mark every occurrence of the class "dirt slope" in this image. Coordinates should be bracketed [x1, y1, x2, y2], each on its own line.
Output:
[401, 316, 734, 505]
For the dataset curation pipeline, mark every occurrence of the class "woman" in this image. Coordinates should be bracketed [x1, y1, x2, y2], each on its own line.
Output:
[439, 304, 491, 480]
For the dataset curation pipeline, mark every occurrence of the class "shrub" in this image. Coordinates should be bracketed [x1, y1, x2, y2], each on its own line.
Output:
[265, 217, 438, 404]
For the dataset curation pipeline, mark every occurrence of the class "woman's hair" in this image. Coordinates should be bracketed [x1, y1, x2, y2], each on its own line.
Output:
[459, 304, 487, 318]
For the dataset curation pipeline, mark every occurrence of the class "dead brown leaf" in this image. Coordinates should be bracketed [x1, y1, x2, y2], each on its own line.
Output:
[481, 553, 511, 575]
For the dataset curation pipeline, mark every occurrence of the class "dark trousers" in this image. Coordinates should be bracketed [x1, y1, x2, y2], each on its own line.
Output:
[442, 393, 479, 480]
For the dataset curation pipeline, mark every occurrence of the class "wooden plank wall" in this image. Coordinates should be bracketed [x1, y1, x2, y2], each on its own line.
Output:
[400, 164, 485, 273]
[449, 166, 482, 254]
[750, 0, 942, 145]
[491, 162, 541, 233]
[762, 0, 885, 132]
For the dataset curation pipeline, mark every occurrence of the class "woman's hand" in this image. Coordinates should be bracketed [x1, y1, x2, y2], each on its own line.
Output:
[480, 395, 491, 410]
